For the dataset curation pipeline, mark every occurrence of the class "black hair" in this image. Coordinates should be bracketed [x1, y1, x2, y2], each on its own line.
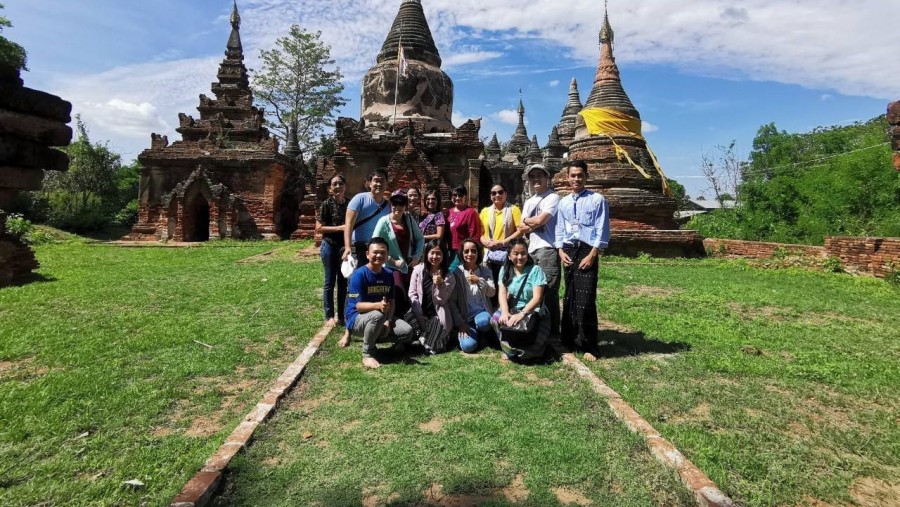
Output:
[424, 190, 440, 212]
[423, 239, 449, 277]
[490, 182, 507, 192]
[459, 237, 484, 266]
[567, 160, 588, 174]
[329, 174, 346, 185]
[451, 185, 468, 197]
[366, 169, 388, 181]
[367, 237, 389, 250]
[501, 238, 533, 287]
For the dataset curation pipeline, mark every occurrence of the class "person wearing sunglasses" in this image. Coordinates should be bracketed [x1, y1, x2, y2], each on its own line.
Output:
[479, 183, 523, 301]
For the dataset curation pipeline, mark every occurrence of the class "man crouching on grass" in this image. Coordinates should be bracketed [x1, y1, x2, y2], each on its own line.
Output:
[344, 237, 414, 369]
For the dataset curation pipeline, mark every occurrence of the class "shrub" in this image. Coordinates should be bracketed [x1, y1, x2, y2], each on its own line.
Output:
[822, 256, 843, 273]
[113, 199, 139, 227]
[4, 212, 33, 239]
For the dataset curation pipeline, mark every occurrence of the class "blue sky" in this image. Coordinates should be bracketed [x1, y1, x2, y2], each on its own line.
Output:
[5, 0, 897, 198]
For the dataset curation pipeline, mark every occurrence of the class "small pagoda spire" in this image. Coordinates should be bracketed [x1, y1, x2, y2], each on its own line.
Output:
[561, 77, 583, 117]
[284, 119, 302, 161]
[526, 135, 543, 163]
[486, 133, 501, 153]
[514, 89, 527, 137]
[545, 125, 563, 149]
[226, 0, 243, 58]
[507, 90, 530, 154]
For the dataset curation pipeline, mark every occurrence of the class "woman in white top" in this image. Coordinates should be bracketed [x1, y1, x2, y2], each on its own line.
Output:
[453, 238, 495, 352]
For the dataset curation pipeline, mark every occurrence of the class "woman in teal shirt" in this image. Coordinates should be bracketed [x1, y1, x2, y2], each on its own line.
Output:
[491, 239, 550, 361]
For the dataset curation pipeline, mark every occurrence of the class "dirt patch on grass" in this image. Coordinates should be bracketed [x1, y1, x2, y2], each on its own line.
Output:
[792, 496, 839, 507]
[0, 357, 52, 381]
[670, 403, 712, 425]
[419, 416, 463, 433]
[500, 474, 528, 503]
[236, 250, 278, 264]
[598, 319, 634, 333]
[552, 486, 593, 506]
[728, 302, 792, 322]
[295, 246, 320, 260]
[157, 377, 262, 438]
[800, 312, 872, 327]
[624, 285, 677, 298]
[362, 485, 401, 507]
[849, 477, 900, 506]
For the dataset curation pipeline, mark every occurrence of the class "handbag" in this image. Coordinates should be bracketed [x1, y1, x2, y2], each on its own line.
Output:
[498, 270, 540, 346]
[403, 310, 450, 354]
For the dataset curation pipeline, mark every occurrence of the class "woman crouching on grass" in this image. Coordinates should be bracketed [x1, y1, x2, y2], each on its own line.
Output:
[453, 238, 495, 353]
[408, 240, 458, 352]
[491, 238, 549, 361]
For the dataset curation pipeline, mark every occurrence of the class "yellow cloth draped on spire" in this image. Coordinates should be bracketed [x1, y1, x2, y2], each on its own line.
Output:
[577, 107, 673, 197]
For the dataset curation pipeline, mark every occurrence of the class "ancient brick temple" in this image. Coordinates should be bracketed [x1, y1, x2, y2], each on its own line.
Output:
[128, 3, 304, 242]
[316, 0, 484, 204]
[889, 101, 900, 171]
[0, 66, 72, 286]
[552, 9, 704, 257]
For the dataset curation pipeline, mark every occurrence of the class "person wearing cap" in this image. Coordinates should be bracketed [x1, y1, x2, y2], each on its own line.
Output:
[519, 164, 563, 356]
[372, 189, 425, 315]
[554, 160, 609, 361]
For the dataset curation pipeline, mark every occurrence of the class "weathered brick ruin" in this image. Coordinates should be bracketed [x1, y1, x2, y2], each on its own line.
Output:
[0, 66, 72, 286]
[127, 3, 305, 242]
[889, 101, 900, 171]
[551, 9, 705, 257]
[704, 237, 900, 278]
[316, 0, 484, 204]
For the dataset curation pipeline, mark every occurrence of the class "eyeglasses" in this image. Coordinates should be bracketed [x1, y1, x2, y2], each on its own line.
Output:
[491, 190, 505, 196]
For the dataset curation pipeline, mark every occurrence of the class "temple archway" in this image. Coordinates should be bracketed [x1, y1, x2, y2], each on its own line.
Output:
[185, 193, 210, 242]
[477, 166, 494, 209]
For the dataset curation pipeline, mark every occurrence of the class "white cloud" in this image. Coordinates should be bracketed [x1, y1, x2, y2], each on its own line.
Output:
[491, 109, 523, 126]
[549, 79, 560, 87]
[642, 121, 659, 134]
[33, 0, 898, 158]
[443, 51, 503, 68]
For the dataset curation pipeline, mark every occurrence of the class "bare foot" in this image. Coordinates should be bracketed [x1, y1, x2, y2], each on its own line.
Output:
[362, 356, 381, 369]
[583, 352, 598, 362]
[337, 330, 351, 348]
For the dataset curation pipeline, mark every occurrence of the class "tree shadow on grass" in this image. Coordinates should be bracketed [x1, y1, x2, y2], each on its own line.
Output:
[3, 272, 57, 288]
[597, 328, 690, 359]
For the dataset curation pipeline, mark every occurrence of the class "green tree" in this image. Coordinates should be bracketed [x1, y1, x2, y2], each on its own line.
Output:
[0, 2, 27, 71]
[251, 26, 347, 155]
[40, 117, 124, 231]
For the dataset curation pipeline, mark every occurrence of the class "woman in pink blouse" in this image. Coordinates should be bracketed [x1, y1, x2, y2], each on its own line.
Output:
[446, 185, 482, 271]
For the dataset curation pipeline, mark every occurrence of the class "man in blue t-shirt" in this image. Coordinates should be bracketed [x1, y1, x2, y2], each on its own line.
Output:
[345, 237, 414, 369]
[342, 169, 391, 264]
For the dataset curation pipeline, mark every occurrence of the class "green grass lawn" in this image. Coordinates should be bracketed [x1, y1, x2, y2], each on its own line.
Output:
[213, 332, 694, 507]
[590, 257, 900, 507]
[0, 240, 323, 506]
[1, 242, 898, 506]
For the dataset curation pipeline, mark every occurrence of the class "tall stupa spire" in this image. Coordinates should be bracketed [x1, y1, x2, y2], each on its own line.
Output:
[599, 0, 614, 45]
[583, 4, 639, 119]
[376, 0, 441, 67]
[226, 0, 243, 58]
[507, 89, 530, 154]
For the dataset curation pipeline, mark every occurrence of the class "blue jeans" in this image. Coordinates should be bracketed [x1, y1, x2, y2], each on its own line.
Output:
[461, 310, 491, 352]
[320, 241, 346, 321]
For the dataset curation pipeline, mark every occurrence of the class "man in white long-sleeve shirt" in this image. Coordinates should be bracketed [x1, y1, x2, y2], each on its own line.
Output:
[554, 160, 610, 361]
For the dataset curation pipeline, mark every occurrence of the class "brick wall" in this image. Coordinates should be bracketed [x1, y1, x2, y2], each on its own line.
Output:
[704, 237, 900, 278]
[824, 236, 900, 278]
[889, 101, 900, 171]
[703, 238, 826, 259]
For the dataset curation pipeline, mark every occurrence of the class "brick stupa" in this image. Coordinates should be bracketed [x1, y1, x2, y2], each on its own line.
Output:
[318, 0, 484, 206]
[128, 2, 305, 242]
[554, 8, 704, 257]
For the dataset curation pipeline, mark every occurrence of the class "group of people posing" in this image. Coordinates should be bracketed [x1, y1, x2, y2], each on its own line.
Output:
[316, 161, 610, 369]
